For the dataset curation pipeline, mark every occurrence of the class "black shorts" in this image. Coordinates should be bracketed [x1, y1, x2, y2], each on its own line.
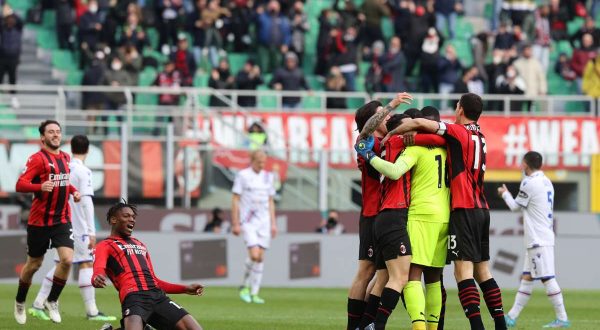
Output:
[358, 214, 376, 262]
[27, 223, 74, 258]
[373, 209, 411, 269]
[447, 209, 490, 263]
[121, 288, 189, 330]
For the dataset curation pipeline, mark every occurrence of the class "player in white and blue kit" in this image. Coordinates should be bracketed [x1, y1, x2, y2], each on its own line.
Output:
[231, 150, 277, 304]
[29, 135, 116, 322]
[498, 151, 570, 328]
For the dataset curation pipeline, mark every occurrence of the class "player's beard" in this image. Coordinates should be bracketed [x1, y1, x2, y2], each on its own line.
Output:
[44, 138, 60, 151]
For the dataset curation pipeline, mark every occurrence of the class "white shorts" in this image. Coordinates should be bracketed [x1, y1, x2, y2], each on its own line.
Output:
[242, 224, 271, 249]
[523, 246, 555, 279]
[54, 235, 93, 264]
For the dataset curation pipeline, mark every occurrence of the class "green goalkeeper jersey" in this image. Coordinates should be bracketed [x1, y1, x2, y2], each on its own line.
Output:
[371, 145, 450, 223]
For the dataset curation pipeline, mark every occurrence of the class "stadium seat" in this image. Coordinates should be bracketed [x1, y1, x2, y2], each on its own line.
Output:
[42, 10, 56, 28]
[257, 86, 277, 110]
[66, 70, 83, 86]
[52, 50, 77, 71]
[567, 17, 585, 36]
[307, 75, 323, 90]
[193, 73, 209, 87]
[228, 53, 249, 74]
[302, 94, 323, 111]
[36, 29, 58, 50]
[139, 68, 158, 86]
[146, 28, 160, 49]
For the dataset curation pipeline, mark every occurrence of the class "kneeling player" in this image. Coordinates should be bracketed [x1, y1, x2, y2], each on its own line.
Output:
[92, 202, 204, 330]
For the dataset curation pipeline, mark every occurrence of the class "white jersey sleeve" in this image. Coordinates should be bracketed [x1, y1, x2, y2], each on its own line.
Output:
[69, 159, 95, 236]
[514, 179, 533, 207]
[232, 170, 244, 195]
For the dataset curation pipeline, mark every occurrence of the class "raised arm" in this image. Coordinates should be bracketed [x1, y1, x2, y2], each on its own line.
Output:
[358, 92, 413, 140]
[386, 118, 442, 139]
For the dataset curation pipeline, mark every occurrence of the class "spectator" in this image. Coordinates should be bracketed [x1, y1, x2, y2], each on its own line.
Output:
[200, 0, 231, 67]
[81, 51, 107, 134]
[204, 207, 229, 233]
[389, 0, 411, 42]
[100, 1, 138, 48]
[582, 53, 600, 99]
[403, 1, 436, 76]
[378, 36, 406, 92]
[438, 44, 463, 94]
[269, 52, 309, 109]
[55, 0, 75, 50]
[548, 0, 569, 40]
[229, 0, 253, 52]
[103, 57, 134, 130]
[513, 44, 547, 110]
[360, 0, 390, 46]
[208, 58, 235, 107]
[365, 40, 385, 93]
[533, 4, 551, 71]
[77, 0, 103, 69]
[246, 122, 268, 149]
[0, 5, 23, 109]
[325, 66, 347, 109]
[453, 66, 484, 95]
[235, 60, 263, 108]
[118, 11, 148, 52]
[420, 27, 443, 92]
[153, 60, 182, 135]
[334, 26, 360, 91]
[289, 1, 309, 64]
[471, 32, 489, 82]
[256, 0, 291, 73]
[316, 210, 344, 235]
[494, 23, 516, 51]
[570, 33, 597, 92]
[569, 16, 600, 49]
[435, 0, 462, 39]
[485, 49, 510, 110]
[156, 0, 184, 53]
[315, 9, 339, 76]
[555, 53, 576, 81]
[495, 65, 526, 111]
[118, 44, 143, 86]
[500, 0, 536, 35]
[333, 0, 365, 30]
[187, 0, 207, 66]
[171, 34, 196, 86]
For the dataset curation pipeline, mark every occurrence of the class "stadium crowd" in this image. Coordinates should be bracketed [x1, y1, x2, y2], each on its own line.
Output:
[0, 0, 598, 115]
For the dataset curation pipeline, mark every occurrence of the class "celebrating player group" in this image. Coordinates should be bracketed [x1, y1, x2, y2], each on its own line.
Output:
[349, 92, 508, 330]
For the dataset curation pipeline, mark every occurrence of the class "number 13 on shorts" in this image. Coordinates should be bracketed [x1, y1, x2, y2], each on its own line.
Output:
[448, 235, 457, 250]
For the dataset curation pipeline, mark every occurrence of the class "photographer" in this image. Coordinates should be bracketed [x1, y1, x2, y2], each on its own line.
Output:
[316, 210, 345, 235]
[235, 60, 263, 108]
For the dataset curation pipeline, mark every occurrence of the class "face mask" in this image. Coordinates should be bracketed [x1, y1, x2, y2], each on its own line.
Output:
[89, 5, 98, 13]
[112, 62, 122, 71]
[493, 56, 502, 64]
[344, 34, 354, 41]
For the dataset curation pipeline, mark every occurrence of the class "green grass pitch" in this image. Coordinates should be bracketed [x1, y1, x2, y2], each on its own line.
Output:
[0, 284, 599, 329]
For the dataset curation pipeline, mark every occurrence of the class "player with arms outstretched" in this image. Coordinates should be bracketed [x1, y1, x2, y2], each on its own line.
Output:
[30, 135, 116, 322]
[498, 151, 570, 328]
[14, 120, 81, 324]
[387, 93, 507, 330]
[92, 202, 204, 330]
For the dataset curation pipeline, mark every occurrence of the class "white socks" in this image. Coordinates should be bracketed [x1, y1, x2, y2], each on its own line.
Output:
[33, 266, 56, 309]
[250, 262, 264, 296]
[544, 278, 568, 321]
[79, 267, 99, 316]
[242, 258, 253, 288]
[508, 279, 533, 319]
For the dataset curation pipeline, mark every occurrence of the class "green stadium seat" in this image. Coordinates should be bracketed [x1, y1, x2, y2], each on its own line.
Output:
[146, 28, 159, 49]
[455, 17, 474, 38]
[66, 70, 83, 86]
[557, 41, 573, 57]
[193, 73, 209, 87]
[257, 86, 277, 110]
[36, 29, 58, 50]
[382, 18, 394, 39]
[42, 10, 56, 28]
[307, 75, 323, 90]
[52, 50, 77, 71]
[139, 68, 157, 86]
[228, 53, 249, 74]
[567, 17, 585, 36]
[7, 0, 35, 13]
[303, 95, 322, 110]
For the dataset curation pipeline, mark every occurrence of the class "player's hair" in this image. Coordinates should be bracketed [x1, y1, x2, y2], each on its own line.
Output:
[458, 93, 483, 121]
[386, 114, 410, 132]
[250, 149, 267, 161]
[523, 151, 543, 170]
[354, 100, 383, 132]
[106, 200, 138, 223]
[421, 106, 441, 121]
[71, 135, 90, 155]
[403, 108, 423, 119]
[38, 120, 61, 135]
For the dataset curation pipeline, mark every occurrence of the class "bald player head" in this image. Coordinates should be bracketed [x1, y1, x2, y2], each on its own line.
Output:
[251, 150, 267, 173]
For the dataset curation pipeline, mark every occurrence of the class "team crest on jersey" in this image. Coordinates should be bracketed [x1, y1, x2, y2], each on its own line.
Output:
[125, 308, 130, 316]
[368, 246, 373, 258]
[399, 243, 406, 255]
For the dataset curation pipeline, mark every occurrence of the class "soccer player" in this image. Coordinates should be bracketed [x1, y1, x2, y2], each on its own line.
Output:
[348, 93, 413, 330]
[498, 151, 570, 328]
[30, 135, 116, 322]
[358, 110, 448, 330]
[231, 150, 277, 304]
[14, 120, 81, 324]
[92, 202, 204, 330]
[355, 114, 415, 330]
[386, 93, 507, 330]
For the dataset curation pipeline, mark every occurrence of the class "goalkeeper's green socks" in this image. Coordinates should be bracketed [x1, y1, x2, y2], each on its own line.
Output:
[404, 280, 426, 330]
[425, 281, 443, 330]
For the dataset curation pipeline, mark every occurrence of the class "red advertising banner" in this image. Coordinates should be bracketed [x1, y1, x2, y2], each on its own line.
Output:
[198, 112, 600, 170]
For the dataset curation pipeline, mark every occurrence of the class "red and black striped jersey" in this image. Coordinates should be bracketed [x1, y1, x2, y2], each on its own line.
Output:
[357, 136, 383, 217]
[439, 122, 489, 210]
[92, 236, 186, 303]
[16, 150, 77, 227]
[379, 135, 411, 211]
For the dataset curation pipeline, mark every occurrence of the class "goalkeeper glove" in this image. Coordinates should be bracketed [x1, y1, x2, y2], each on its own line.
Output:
[354, 136, 376, 162]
